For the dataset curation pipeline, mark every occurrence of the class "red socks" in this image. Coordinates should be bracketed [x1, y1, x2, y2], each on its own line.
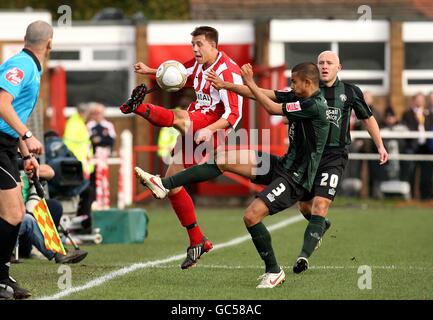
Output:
[168, 187, 204, 246]
[135, 104, 203, 246]
[134, 103, 174, 127]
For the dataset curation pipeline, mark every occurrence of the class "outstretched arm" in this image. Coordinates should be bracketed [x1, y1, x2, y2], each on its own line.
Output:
[207, 69, 277, 101]
[134, 62, 157, 75]
[195, 118, 230, 144]
[361, 116, 388, 165]
[241, 64, 283, 115]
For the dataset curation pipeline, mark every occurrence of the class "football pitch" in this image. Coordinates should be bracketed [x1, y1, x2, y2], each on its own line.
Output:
[12, 200, 433, 300]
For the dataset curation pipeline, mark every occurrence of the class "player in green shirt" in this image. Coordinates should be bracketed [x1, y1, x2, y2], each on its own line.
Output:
[204, 51, 388, 274]
[293, 51, 388, 272]
[135, 62, 330, 288]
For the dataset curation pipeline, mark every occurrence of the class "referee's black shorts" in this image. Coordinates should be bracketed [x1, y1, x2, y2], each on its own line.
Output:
[251, 152, 307, 215]
[0, 132, 20, 190]
[301, 147, 348, 202]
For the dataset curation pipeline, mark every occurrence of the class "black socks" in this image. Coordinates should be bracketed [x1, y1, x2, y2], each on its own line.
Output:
[0, 217, 20, 280]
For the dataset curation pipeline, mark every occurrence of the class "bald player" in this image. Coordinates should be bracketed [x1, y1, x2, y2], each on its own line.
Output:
[0, 20, 53, 299]
[292, 51, 388, 273]
[205, 50, 388, 273]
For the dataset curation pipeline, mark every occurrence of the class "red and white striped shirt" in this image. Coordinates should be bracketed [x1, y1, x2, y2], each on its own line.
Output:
[183, 51, 243, 128]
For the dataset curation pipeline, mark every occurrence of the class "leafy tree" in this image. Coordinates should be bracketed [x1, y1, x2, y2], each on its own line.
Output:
[0, 0, 189, 21]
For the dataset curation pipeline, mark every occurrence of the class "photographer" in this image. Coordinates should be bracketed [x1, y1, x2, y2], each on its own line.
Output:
[45, 129, 93, 233]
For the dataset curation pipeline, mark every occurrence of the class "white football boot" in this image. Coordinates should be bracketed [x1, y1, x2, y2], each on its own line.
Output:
[256, 269, 285, 288]
[135, 167, 169, 199]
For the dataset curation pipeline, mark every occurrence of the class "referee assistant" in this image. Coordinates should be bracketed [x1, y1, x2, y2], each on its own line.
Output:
[0, 20, 52, 299]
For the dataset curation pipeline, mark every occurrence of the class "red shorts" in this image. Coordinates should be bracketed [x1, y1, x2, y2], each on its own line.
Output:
[172, 111, 229, 168]
[188, 111, 222, 131]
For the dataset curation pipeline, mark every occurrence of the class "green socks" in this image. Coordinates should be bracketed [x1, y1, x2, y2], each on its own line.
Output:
[301, 212, 331, 233]
[161, 163, 222, 189]
[247, 222, 280, 273]
[299, 215, 326, 258]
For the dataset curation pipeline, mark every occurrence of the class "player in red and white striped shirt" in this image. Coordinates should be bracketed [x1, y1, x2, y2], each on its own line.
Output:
[182, 51, 243, 131]
[122, 26, 243, 269]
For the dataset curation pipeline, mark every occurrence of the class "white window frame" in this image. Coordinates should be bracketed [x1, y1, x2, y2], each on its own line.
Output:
[48, 26, 136, 115]
[402, 22, 433, 95]
[269, 19, 390, 95]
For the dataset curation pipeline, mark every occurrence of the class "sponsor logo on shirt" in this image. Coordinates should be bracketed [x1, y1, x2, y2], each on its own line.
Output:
[326, 107, 342, 128]
[197, 92, 211, 106]
[285, 101, 301, 112]
[5, 67, 24, 86]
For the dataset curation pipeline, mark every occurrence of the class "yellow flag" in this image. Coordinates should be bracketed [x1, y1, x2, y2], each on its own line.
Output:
[33, 198, 66, 255]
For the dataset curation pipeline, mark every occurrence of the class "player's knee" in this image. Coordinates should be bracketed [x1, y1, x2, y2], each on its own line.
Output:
[217, 162, 228, 172]
[312, 198, 331, 216]
[243, 206, 263, 227]
[215, 151, 229, 172]
[243, 213, 256, 227]
[172, 110, 189, 123]
[298, 202, 311, 215]
[172, 110, 190, 132]
[168, 186, 183, 196]
[172, 109, 187, 118]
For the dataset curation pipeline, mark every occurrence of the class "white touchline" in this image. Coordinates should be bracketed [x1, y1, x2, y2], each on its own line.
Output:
[127, 264, 430, 272]
[158, 264, 426, 270]
[38, 215, 304, 300]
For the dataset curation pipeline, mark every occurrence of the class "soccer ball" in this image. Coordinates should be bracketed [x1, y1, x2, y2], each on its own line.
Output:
[156, 60, 188, 92]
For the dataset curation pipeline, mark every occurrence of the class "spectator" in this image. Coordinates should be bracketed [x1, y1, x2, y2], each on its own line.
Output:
[381, 106, 408, 181]
[363, 91, 385, 198]
[427, 92, 433, 155]
[401, 93, 433, 199]
[429, 91, 433, 111]
[340, 110, 363, 196]
[363, 91, 383, 126]
[64, 103, 94, 179]
[63, 103, 94, 232]
[423, 93, 433, 199]
[87, 102, 116, 154]
[87, 102, 116, 209]
[157, 121, 180, 162]
[383, 105, 398, 129]
[44, 129, 88, 199]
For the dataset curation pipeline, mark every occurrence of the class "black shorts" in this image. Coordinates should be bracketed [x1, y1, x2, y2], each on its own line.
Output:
[301, 148, 348, 202]
[251, 152, 307, 215]
[0, 132, 20, 190]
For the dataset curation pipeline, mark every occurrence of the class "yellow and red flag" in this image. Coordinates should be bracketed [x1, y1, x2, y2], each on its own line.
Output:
[33, 198, 66, 255]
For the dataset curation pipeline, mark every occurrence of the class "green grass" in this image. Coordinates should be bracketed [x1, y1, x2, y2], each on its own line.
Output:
[11, 203, 433, 300]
